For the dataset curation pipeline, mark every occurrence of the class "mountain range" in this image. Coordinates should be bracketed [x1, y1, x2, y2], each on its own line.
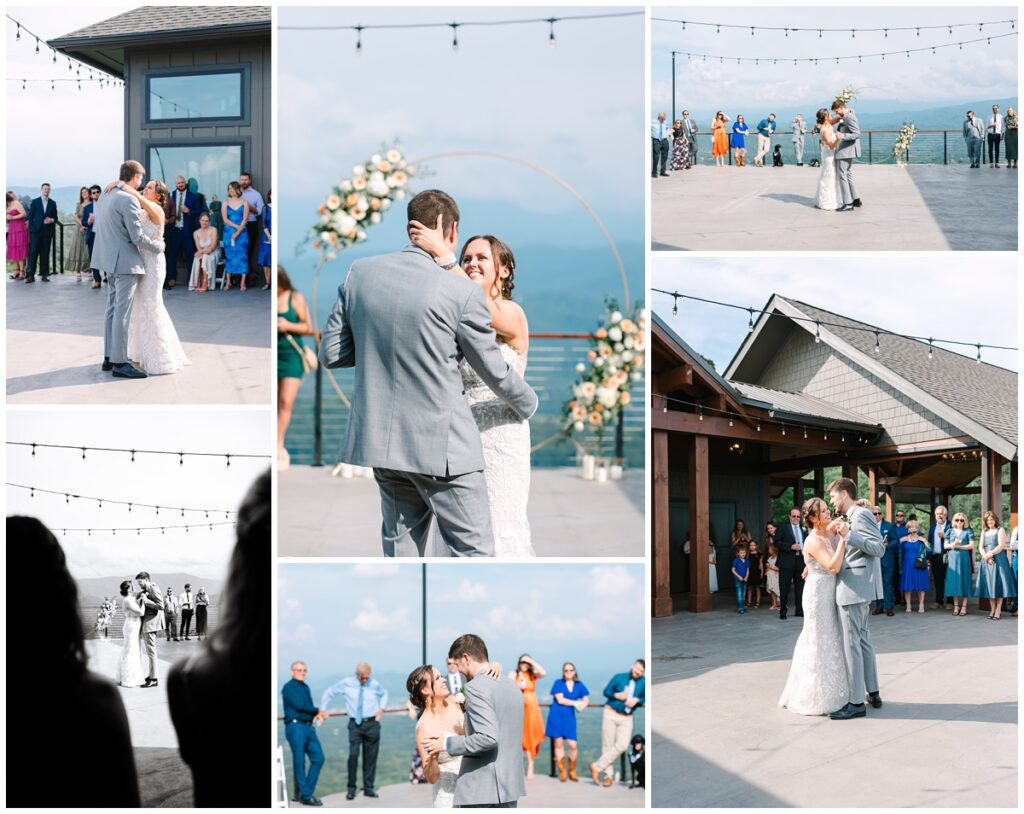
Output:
[77, 572, 222, 603]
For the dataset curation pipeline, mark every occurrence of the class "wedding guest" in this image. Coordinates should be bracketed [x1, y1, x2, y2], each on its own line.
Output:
[590, 660, 645, 788]
[670, 120, 691, 170]
[26, 182, 58, 283]
[7, 516, 140, 806]
[731, 519, 750, 549]
[892, 510, 908, 604]
[708, 541, 718, 594]
[239, 171, 264, 282]
[545, 662, 589, 782]
[792, 114, 808, 165]
[510, 654, 546, 779]
[445, 657, 464, 697]
[6, 191, 29, 279]
[168, 470, 270, 807]
[1004, 107, 1018, 169]
[681, 110, 699, 166]
[927, 506, 952, 609]
[944, 512, 975, 616]
[753, 113, 777, 167]
[320, 662, 389, 800]
[731, 544, 750, 613]
[278, 267, 314, 469]
[1009, 526, 1019, 616]
[222, 181, 251, 291]
[81, 185, 103, 288]
[964, 110, 986, 168]
[746, 540, 762, 608]
[651, 112, 670, 177]
[872, 506, 899, 616]
[765, 542, 780, 609]
[899, 519, 929, 613]
[975, 511, 1015, 619]
[731, 115, 749, 166]
[283, 661, 325, 806]
[208, 193, 224, 236]
[776, 507, 805, 619]
[195, 587, 210, 640]
[711, 111, 730, 168]
[178, 584, 196, 640]
[164, 586, 180, 641]
[986, 103, 1005, 167]
[166, 175, 200, 289]
[189, 212, 218, 292]
[68, 186, 92, 281]
[259, 188, 273, 289]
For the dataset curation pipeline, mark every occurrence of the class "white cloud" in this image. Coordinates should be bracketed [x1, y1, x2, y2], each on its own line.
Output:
[350, 562, 402, 578]
[439, 579, 489, 602]
[589, 565, 640, 597]
[279, 622, 316, 645]
[352, 599, 411, 632]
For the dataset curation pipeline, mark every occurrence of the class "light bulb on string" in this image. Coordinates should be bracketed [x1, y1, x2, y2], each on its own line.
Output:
[355, 25, 363, 55]
[450, 23, 459, 52]
[671, 294, 678, 317]
[976, 344, 982, 363]
[750, 26, 754, 36]
[51, 80, 54, 90]
[35, 37, 39, 54]
[548, 18, 557, 47]
[226, 454, 231, 468]
[927, 339, 934, 359]
[16, 22, 20, 40]
[874, 332, 881, 352]
[815, 321, 821, 343]
[747, 308, 755, 332]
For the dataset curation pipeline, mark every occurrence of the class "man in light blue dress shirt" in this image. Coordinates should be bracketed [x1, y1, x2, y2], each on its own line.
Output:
[651, 113, 670, 178]
[320, 662, 389, 800]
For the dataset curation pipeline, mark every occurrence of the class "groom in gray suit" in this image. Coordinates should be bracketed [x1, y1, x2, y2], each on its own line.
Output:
[828, 477, 886, 720]
[91, 160, 164, 379]
[136, 571, 166, 688]
[320, 190, 538, 557]
[426, 634, 526, 808]
[831, 101, 863, 211]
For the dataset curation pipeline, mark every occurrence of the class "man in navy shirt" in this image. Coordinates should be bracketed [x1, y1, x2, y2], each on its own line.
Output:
[872, 506, 899, 616]
[590, 659, 645, 787]
[282, 661, 325, 806]
[754, 113, 777, 166]
[892, 510, 909, 605]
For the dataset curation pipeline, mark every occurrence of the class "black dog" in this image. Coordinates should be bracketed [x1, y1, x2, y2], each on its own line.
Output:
[772, 144, 784, 167]
[628, 734, 645, 788]
[809, 158, 821, 167]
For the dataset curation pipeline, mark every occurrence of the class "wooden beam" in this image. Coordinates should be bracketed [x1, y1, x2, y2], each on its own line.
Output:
[656, 363, 693, 393]
[688, 435, 713, 613]
[652, 409, 863, 450]
[652, 430, 672, 618]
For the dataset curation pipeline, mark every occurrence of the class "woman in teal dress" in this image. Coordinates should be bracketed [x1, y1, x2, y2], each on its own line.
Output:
[258, 189, 272, 290]
[543, 663, 590, 782]
[975, 511, 1015, 619]
[221, 181, 250, 291]
[943, 512, 974, 615]
[277, 267, 313, 470]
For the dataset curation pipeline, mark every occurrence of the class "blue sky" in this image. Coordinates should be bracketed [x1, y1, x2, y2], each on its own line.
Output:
[652, 256, 1019, 373]
[652, 6, 1018, 116]
[278, 563, 645, 690]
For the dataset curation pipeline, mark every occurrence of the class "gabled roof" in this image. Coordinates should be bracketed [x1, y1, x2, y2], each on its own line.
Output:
[725, 295, 1018, 460]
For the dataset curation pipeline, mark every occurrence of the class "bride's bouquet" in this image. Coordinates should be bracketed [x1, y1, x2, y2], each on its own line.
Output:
[565, 300, 646, 448]
[311, 146, 414, 261]
[95, 597, 117, 633]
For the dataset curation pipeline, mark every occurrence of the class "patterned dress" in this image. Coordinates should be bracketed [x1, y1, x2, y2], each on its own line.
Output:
[67, 202, 92, 273]
[223, 202, 249, 277]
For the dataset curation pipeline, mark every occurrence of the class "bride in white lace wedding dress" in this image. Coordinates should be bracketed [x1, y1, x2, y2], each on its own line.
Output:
[118, 580, 146, 688]
[778, 497, 850, 715]
[813, 108, 842, 211]
[114, 179, 191, 374]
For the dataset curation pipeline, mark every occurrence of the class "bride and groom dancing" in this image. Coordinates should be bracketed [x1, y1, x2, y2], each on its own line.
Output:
[117, 571, 165, 689]
[412, 634, 526, 808]
[93, 160, 190, 379]
[778, 477, 887, 720]
[814, 101, 864, 212]
[320, 189, 537, 558]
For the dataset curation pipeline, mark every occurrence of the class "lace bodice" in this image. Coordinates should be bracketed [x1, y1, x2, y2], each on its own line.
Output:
[460, 341, 527, 404]
[804, 535, 837, 578]
[431, 731, 460, 808]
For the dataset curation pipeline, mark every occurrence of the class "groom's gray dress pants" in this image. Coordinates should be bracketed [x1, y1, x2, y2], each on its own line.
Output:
[836, 158, 857, 205]
[838, 601, 878, 704]
[103, 272, 139, 364]
[374, 468, 494, 557]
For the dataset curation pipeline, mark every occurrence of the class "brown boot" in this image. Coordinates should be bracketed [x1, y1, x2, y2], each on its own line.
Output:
[568, 758, 578, 782]
[556, 757, 567, 782]
[589, 762, 601, 784]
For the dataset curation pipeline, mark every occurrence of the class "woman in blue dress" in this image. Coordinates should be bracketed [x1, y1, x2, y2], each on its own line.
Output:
[943, 512, 975, 616]
[543, 662, 589, 783]
[975, 511, 1015, 620]
[258, 188, 272, 290]
[899, 519, 930, 613]
[221, 181, 251, 291]
[730, 115, 749, 166]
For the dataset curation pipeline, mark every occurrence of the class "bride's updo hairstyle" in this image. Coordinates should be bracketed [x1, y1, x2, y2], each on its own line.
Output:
[802, 496, 828, 529]
[407, 664, 435, 712]
[815, 108, 830, 126]
[120, 580, 133, 597]
[460, 235, 516, 300]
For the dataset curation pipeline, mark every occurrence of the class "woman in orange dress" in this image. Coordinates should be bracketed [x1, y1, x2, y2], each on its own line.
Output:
[712, 111, 731, 168]
[510, 654, 547, 779]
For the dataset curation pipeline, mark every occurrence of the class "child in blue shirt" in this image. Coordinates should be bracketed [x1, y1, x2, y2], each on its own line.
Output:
[731, 546, 750, 613]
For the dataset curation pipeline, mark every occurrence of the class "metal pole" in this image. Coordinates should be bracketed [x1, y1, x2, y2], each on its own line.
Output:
[943, 132, 948, 165]
[313, 364, 323, 467]
[421, 564, 427, 667]
[615, 409, 625, 461]
[671, 52, 676, 124]
[868, 132, 872, 164]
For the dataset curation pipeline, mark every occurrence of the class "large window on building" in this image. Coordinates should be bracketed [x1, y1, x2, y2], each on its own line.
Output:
[145, 141, 247, 207]
[144, 67, 248, 125]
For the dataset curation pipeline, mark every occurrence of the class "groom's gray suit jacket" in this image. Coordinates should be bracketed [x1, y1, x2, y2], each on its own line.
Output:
[835, 504, 886, 606]
[447, 672, 526, 807]
[90, 188, 163, 276]
[319, 245, 538, 478]
[834, 109, 862, 160]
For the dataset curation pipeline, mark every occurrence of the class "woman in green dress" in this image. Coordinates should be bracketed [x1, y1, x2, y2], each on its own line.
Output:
[943, 512, 974, 616]
[975, 510, 1016, 620]
[68, 186, 93, 281]
[1004, 107, 1018, 169]
[277, 266, 313, 470]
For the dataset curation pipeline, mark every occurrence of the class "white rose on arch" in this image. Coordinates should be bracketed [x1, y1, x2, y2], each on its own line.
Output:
[366, 173, 389, 198]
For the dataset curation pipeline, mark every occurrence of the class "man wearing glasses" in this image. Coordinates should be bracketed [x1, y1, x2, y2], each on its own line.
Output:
[892, 510, 908, 605]
[872, 506, 899, 617]
[282, 661, 325, 806]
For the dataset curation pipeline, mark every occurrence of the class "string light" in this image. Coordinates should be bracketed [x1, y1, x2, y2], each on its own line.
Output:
[548, 17, 557, 46]
[671, 294, 679, 317]
[814, 321, 821, 343]
[6, 441, 270, 465]
[5, 484, 239, 517]
[450, 22, 460, 51]
[55, 521, 235, 535]
[651, 17, 1016, 36]
[355, 24, 363, 55]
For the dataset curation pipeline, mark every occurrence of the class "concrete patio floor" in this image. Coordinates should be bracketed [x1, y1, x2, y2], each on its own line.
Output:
[6, 273, 271, 404]
[278, 465, 644, 557]
[652, 164, 1018, 251]
[651, 603, 1017, 807]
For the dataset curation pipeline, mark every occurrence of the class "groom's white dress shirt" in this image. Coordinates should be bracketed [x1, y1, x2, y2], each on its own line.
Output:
[988, 113, 1005, 135]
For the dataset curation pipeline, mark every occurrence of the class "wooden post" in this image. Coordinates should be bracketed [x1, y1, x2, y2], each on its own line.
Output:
[793, 478, 804, 508]
[883, 486, 894, 523]
[842, 464, 856, 480]
[987, 451, 1004, 519]
[867, 467, 877, 507]
[980, 451, 991, 513]
[652, 430, 672, 617]
[688, 434, 712, 613]
[813, 468, 825, 497]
